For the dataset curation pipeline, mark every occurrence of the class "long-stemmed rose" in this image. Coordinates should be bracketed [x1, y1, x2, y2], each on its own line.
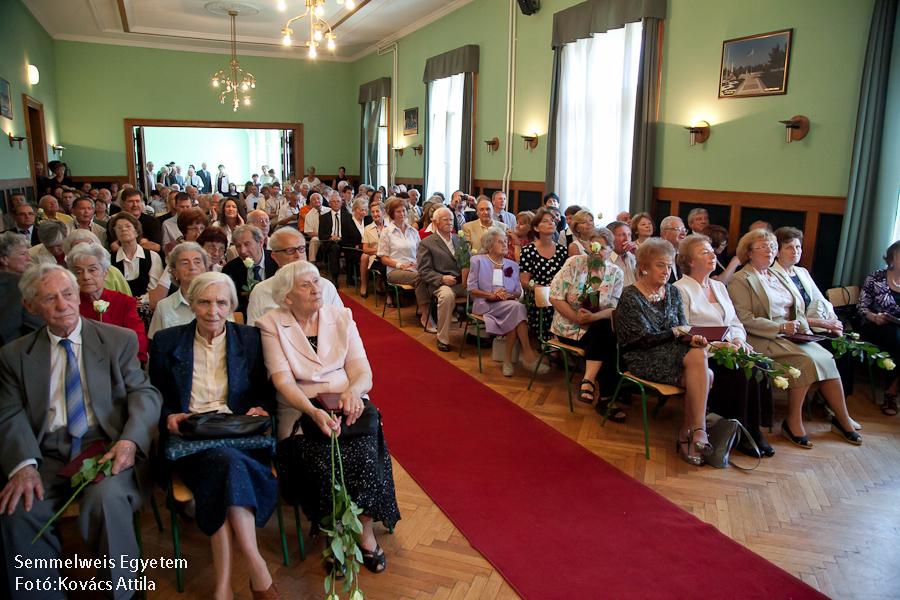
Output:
[709, 345, 800, 389]
[831, 332, 895, 371]
[92, 299, 110, 323]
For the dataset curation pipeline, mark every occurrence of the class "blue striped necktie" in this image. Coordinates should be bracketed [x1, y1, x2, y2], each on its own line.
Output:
[59, 339, 88, 459]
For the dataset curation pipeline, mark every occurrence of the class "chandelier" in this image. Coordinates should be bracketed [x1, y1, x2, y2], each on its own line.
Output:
[211, 10, 256, 111]
[279, 0, 355, 58]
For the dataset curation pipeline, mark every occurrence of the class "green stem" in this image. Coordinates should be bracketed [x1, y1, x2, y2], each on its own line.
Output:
[31, 479, 91, 544]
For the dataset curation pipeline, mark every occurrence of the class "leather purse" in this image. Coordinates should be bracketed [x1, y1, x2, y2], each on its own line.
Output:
[705, 414, 760, 471]
[177, 412, 271, 440]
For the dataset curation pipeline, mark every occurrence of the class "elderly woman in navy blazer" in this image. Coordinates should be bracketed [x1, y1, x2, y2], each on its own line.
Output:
[149, 271, 279, 600]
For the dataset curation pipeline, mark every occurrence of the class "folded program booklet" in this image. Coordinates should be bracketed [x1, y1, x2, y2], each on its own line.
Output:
[688, 326, 729, 342]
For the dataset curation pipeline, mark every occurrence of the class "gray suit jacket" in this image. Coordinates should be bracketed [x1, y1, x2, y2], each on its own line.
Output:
[0, 319, 162, 477]
[417, 232, 463, 298]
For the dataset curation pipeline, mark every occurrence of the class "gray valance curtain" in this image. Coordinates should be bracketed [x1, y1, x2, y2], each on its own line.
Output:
[545, 0, 665, 206]
[423, 45, 480, 195]
[833, 0, 898, 285]
[359, 78, 391, 187]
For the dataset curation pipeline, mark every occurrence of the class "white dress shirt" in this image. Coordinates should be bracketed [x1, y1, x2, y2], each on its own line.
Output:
[115, 246, 164, 302]
[611, 251, 636, 287]
[189, 328, 231, 414]
[246, 275, 343, 326]
[376, 222, 420, 273]
[162, 216, 181, 248]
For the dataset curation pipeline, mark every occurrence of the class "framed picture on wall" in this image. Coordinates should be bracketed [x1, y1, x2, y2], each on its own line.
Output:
[403, 107, 418, 136]
[719, 29, 792, 98]
[0, 78, 11, 120]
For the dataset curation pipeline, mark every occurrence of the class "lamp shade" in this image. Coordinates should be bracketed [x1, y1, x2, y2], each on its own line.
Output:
[27, 64, 39, 85]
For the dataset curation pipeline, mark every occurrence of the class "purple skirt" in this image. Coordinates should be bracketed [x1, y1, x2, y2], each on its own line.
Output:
[477, 300, 527, 335]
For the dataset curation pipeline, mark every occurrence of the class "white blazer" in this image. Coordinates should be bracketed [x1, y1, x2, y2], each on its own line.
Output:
[770, 262, 837, 323]
[674, 275, 747, 342]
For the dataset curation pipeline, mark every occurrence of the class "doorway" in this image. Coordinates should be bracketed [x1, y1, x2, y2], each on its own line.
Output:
[124, 119, 303, 196]
[23, 95, 47, 190]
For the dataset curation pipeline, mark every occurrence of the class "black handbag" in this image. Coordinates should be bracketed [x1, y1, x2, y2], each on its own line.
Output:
[177, 412, 271, 440]
[705, 414, 760, 471]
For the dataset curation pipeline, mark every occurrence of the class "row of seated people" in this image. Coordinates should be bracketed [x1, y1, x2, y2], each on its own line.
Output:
[0, 259, 399, 600]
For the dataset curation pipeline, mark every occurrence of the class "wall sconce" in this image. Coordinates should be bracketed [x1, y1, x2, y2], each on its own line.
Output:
[684, 121, 710, 146]
[484, 137, 500, 153]
[51, 144, 66, 156]
[778, 115, 809, 143]
[411, 144, 423, 156]
[393, 147, 405, 157]
[27, 64, 40, 85]
[8, 133, 27, 149]
[521, 133, 538, 151]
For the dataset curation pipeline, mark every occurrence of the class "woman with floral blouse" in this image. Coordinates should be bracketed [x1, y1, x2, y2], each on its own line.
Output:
[858, 240, 900, 415]
[549, 227, 624, 418]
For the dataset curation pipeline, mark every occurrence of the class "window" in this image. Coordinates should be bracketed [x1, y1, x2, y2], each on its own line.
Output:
[554, 22, 642, 219]
[376, 101, 389, 190]
[894, 189, 900, 241]
[426, 73, 465, 199]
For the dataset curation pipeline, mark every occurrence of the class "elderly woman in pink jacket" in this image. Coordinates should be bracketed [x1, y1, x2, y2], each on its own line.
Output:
[257, 261, 399, 575]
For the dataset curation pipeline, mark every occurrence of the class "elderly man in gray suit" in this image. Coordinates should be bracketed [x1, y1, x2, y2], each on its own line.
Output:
[0, 264, 162, 599]
[417, 206, 468, 352]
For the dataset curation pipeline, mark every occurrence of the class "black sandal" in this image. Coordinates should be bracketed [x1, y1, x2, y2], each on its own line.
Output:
[578, 380, 595, 403]
[882, 394, 898, 417]
[597, 398, 626, 423]
[360, 544, 386, 573]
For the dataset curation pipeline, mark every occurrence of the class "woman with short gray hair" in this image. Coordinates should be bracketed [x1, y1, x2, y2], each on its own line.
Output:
[467, 227, 549, 377]
[68, 243, 149, 362]
[29, 221, 68, 266]
[147, 242, 211, 338]
[187, 271, 239, 311]
[0, 231, 30, 274]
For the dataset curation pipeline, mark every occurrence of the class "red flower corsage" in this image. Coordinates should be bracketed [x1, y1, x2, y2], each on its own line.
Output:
[503, 266, 514, 278]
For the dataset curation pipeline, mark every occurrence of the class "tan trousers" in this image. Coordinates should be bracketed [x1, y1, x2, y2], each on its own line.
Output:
[434, 284, 466, 345]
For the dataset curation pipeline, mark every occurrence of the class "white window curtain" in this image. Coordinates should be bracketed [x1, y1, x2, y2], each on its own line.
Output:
[247, 129, 283, 182]
[376, 102, 389, 190]
[554, 22, 642, 219]
[425, 73, 465, 199]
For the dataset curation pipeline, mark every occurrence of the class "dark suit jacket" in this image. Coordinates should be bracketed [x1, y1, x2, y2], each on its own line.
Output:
[0, 319, 162, 477]
[317, 208, 351, 242]
[222, 250, 278, 314]
[198, 169, 213, 193]
[0, 273, 43, 346]
[339, 210, 363, 249]
[148, 321, 274, 434]
[417, 231, 464, 298]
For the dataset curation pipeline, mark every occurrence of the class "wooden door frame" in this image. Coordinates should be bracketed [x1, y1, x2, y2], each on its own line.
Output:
[22, 95, 48, 189]
[123, 118, 304, 188]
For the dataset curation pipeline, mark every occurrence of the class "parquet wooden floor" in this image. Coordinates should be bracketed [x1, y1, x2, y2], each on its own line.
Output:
[133, 286, 900, 599]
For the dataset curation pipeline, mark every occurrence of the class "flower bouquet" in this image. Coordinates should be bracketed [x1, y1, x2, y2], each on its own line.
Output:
[709, 345, 801, 390]
[454, 237, 471, 270]
[32, 441, 111, 543]
[830, 332, 896, 371]
[322, 418, 366, 600]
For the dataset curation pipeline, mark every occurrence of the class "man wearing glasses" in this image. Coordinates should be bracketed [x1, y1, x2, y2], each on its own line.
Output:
[660, 215, 688, 283]
[245, 227, 342, 325]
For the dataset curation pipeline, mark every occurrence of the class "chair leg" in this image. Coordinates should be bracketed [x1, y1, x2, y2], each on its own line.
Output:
[459, 320, 469, 358]
[475, 323, 482, 373]
[381, 289, 388, 317]
[150, 493, 164, 532]
[168, 494, 184, 593]
[602, 376, 627, 426]
[275, 501, 290, 566]
[640, 387, 650, 460]
[561, 350, 573, 412]
[395, 287, 403, 327]
[527, 348, 546, 391]
[293, 505, 306, 560]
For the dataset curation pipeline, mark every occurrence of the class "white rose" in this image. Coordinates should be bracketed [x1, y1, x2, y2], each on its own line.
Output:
[92, 300, 110, 314]
[773, 376, 789, 390]
[848, 332, 860, 340]
[242, 257, 254, 269]
[787, 367, 801, 379]
[882, 358, 896, 371]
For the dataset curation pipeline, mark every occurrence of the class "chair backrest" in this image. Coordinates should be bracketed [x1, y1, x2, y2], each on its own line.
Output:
[826, 285, 860, 308]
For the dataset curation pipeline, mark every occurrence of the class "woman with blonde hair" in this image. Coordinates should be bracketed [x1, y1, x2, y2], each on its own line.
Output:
[567, 210, 596, 257]
[728, 229, 860, 448]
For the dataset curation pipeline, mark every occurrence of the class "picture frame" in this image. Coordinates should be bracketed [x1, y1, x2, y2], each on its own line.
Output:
[403, 107, 418, 136]
[719, 29, 792, 99]
[0, 78, 11, 120]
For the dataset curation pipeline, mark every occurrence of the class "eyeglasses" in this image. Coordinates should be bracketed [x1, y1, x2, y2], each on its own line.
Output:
[664, 227, 687, 233]
[272, 245, 306, 256]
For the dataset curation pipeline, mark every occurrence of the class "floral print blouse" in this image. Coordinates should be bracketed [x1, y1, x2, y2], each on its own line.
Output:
[548, 255, 624, 340]
[859, 269, 900, 319]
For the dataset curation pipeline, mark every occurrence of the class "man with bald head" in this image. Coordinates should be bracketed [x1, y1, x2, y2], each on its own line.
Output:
[38, 195, 73, 232]
[303, 192, 327, 262]
[246, 227, 342, 325]
[417, 206, 468, 352]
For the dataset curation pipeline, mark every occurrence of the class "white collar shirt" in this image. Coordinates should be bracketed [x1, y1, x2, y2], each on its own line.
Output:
[47, 318, 97, 432]
[189, 327, 231, 414]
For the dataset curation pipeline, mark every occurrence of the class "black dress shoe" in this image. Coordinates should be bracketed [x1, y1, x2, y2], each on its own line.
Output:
[751, 429, 775, 457]
[436, 341, 451, 352]
[736, 436, 761, 458]
[781, 419, 813, 449]
[830, 417, 862, 445]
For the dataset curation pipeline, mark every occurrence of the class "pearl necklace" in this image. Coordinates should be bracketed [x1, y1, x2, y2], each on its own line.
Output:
[488, 255, 504, 268]
[637, 282, 664, 303]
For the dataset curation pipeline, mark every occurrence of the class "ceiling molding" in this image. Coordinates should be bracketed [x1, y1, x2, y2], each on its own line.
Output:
[52, 33, 356, 62]
[349, 0, 477, 62]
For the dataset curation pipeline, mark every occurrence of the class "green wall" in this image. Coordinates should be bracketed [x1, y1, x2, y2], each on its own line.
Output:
[53, 41, 358, 177]
[656, 0, 874, 196]
[1, 0, 58, 180]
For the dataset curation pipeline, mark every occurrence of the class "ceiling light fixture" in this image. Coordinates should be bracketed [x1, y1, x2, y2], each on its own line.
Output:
[280, 1, 343, 58]
[211, 10, 256, 112]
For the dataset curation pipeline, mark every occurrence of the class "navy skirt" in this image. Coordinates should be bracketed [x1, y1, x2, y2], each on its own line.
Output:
[175, 447, 278, 536]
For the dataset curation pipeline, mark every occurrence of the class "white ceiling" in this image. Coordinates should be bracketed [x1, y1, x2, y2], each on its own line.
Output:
[23, 0, 473, 61]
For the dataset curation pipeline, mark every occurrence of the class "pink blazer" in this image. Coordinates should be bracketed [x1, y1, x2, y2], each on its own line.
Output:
[257, 305, 370, 439]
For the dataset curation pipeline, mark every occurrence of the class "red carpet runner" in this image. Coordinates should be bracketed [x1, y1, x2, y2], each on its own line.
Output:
[344, 296, 826, 599]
